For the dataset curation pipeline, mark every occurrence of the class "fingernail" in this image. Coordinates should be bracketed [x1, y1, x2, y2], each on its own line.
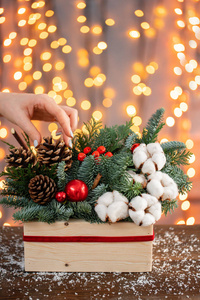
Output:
[69, 139, 73, 148]
[56, 131, 62, 136]
[34, 140, 38, 148]
[70, 129, 74, 138]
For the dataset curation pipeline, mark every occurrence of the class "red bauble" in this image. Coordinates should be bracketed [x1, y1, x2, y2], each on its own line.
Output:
[65, 179, 88, 202]
[92, 151, 100, 158]
[55, 191, 67, 203]
[105, 151, 113, 157]
[131, 143, 140, 153]
[78, 153, 86, 161]
[83, 147, 92, 154]
[97, 146, 106, 154]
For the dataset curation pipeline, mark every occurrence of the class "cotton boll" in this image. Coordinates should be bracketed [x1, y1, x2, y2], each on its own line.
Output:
[113, 190, 128, 204]
[148, 171, 163, 181]
[152, 152, 166, 170]
[95, 204, 107, 222]
[133, 143, 148, 155]
[147, 179, 164, 199]
[141, 213, 155, 226]
[161, 173, 175, 186]
[107, 202, 128, 223]
[162, 187, 176, 201]
[97, 192, 113, 206]
[142, 158, 156, 175]
[133, 151, 148, 169]
[147, 143, 163, 155]
[128, 171, 147, 188]
[129, 210, 145, 225]
[142, 194, 158, 206]
[148, 202, 162, 221]
[129, 196, 147, 211]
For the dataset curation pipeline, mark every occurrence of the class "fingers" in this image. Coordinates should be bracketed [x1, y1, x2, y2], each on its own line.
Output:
[60, 106, 78, 132]
[17, 115, 41, 147]
[56, 128, 72, 148]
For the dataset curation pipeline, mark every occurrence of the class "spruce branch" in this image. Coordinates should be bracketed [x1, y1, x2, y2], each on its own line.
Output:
[161, 199, 178, 216]
[87, 183, 108, 204]
[21, 131, 31, 149]
[165, 150, 192, 166]
[57, 161, 67, 190]
[77, 155, 97, 189]
[161, 141, 186, 153]
[125, 132, 139, 149]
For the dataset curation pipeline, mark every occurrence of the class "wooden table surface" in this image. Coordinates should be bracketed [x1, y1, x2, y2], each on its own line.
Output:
[0, 225, 200, 300]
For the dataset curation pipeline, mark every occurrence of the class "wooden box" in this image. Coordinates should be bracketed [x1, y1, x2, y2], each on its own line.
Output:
[23, 220, 154, 272]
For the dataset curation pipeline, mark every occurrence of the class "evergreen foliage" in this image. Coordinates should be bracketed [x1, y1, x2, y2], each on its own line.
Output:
[125, 132, 139, 149]
[57, 161, 68, 190]
[161, 199, 178, 216]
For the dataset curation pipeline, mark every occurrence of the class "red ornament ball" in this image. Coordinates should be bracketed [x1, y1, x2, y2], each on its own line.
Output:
[78, 152, 86, 161]
[92, 150, 100, 158]
[105, 152, 113, 157]
[84, 146, 92, 154]
[131, 143, 140, 153]
[97, 146, 106, 154]
[55, 191, 67, 203]
[65, 179, 88, 202]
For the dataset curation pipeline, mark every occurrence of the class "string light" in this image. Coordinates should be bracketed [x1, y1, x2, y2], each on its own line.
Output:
[186, 217, 195, 225]
[129, 30, 140, 38]
[126, 105, 136, 117]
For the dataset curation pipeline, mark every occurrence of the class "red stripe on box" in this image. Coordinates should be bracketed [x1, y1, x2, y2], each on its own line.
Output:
[23, 232, 154, 243]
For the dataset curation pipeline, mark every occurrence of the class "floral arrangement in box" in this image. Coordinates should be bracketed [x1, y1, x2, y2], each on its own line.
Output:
[0, 108, 192, 226]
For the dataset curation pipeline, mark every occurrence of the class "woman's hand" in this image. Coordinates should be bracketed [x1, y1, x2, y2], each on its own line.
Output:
[0, 92, 78, 147]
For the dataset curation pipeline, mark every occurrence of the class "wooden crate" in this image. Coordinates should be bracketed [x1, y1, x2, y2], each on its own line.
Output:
[23, 220, 153, 272]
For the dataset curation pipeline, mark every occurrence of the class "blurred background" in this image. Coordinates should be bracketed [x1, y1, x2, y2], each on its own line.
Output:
[0, 0, 199, 226]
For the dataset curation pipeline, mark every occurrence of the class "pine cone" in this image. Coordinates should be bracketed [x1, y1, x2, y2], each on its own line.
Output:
[37, 137, 72, 171]
[5, 147, 37, 168]
[28, 175, 56, 205]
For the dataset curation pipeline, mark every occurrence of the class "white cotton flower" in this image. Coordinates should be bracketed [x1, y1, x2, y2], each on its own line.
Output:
[161, 173, 176, 186]
[146, 179, 164, 199]
[147, 143, 163, 155]
[127, 171, 147, 188]
[129, 210, 145, 226]
[129, 196, 147, 211]
[148, 202, 162, 221]
[133, 143, 148, 155]
[97, 192, 113, 206]
[141, 193, 158, 206]
[94, 204, 107, 222]
[148, 171, 163, 181]
[152, 152, 166, 171]
[107, 201, 129, 223]
[113, 190, 129, 203]
[141, 158, 156, 175]
[133, 151, 148, 169]
[141, 213, 156, 226]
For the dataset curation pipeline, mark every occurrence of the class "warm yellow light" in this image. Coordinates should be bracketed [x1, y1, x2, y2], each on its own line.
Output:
[47, 25, 57, 33]
[98, 73, 106, 82]
[45, 10, 54, 17]
[1, 89, 10, 93]
[66, 97, 76, 107]
[35, 86, 44, 94]
[133, 86, 142, 95]
[182, 119, 191, 130]
[189, 59, 197, 69]
[97, 41, 107, 50]
[134, 10, 144, 17]
[170, 90, 178, 100]
[20, 38, 29, 46]
[143, 86, 152, 96]
[133, 62, 144, 73]
[130, 125, 140, 132]
[51, 41, 59, 49]
[177, 220, 185, 225]
[174, 107, 182, 118]
[81, 100, 91, 110]
[150, 61, 158, 70]
[0, 16, 5, 24]
[84, 78, 93, 87]
[52, 77, 61, 84]
[54, 95, 62, 104]
[174, 43, 185, 52]
[126, 105, 136, 117]
[177, 20, 185, 28]
[23, 62, 32, 71]
[174, 86, 182, 95]
[62, 45, 72, 53]
[33, 71, 42, 80]
[180, 102, 188, 112]
[58, 38, 67, 45]
[0, 8, 4, 14]
[104, 87, 116, 98]
[14, 71, 22, 80]
[3, 222, 11, 226]
[23, 56, 32, 64]
[166, 117, 175, 127]
[195, 75, 200, 85]
[40, 52, 51, 61]
[93, 76, 103, 86]
[186, 217, 195, 225]
[48, 91, 56, 100]
[0, 128, 8, 138]
[55, 61, 65, 70]
[77, 15, 87, 23]
[141, 22, 150, 30]
[105, 18, 115, 26]
[18, 20, 26, 27]
[187, 167, 195, 178]
[28, 39, 37, 47]
[61, 81, 68, 90]
[92, 110, 103, 121]
[160, 138, 168, 143]
[181, 200, 190, 211]
[4, 39, 12, 47]
[24, 75, 33, 84]
[80, 26, 90, 33]
[3, 54, 11, 63]
[189, 17, 200, 25]
[92, 26, 102, 35]
[93, 46, 102, 55]
[174, 8, 182, 15]
[129, 30, 140, 38]
[144, 28, 156, 38]
[64, 90, 73, 98]
[48, 122, 58, 132]
[43, 63, 52, 72]
[189, 40, 197, 49]
[9, 32, 17, 40]
[131, 75, 141, 84]
[185, 64, 193, 73]
[174, 67, 182, 75]
[179, 193, 188, 201]
[38, 23, 47, 30]
[132, 116, 142, 126]
[89, 66, 101, 77]
[39, 32, 48, 39]
[77, 2, 86, 9]
[189, 81, 197, 91]
[102, 98, 112, 108]
[24, 48, 32, 56]
[189, 154, 195, 164]
[18, 82, 27, 91]
[146, 65, 155, 74]
[154, 6, 167, 17]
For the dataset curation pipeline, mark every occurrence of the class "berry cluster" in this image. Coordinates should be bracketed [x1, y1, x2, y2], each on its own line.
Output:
[78, 146, 113, 161]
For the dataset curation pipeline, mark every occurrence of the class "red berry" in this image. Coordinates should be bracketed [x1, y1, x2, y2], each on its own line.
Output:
[84, 147, 92, 154]
[92, 151, 100, 158]
[105, 152, 113, 157]
[131, 143, 140, 153]
[97, 146, 106, 154]
[78, 153, 86, 161]
[55, 191, 67, 203]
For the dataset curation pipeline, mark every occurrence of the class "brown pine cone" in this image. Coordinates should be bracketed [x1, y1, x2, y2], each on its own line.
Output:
[28, 175, 56, 205]
[37, 137, 72, 171]
[5, 147, 37, 168]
